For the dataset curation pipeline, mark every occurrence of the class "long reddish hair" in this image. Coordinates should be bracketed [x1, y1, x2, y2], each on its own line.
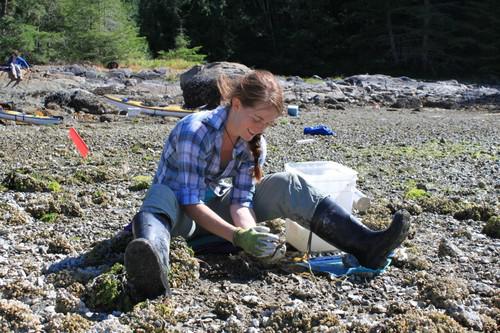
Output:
[218, 70, 283, 181]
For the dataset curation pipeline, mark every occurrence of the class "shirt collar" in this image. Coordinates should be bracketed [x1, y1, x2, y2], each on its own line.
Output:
[202, 105, 229, 130]
[202, 105, 249, 157]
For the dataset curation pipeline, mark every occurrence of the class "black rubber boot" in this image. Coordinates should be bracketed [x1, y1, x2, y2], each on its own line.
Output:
[124, 212, 171, 300]
[310, 197, 410, 269]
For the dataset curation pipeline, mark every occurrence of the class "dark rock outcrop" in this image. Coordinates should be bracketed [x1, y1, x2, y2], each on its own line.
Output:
[44, 90, 108, 114]
[180, 62, 251, 108]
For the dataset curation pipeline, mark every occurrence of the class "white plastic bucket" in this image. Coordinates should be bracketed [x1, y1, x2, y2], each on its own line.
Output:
[284, 161, 357, 213]
[284, 161, 358, 252]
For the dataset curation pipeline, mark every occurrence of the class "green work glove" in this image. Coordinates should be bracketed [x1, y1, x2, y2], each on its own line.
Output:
[233, 226, 280, 258]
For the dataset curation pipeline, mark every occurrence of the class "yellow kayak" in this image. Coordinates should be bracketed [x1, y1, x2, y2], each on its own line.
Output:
[0, 107, 62, 125]
[104, 95, 198, 118]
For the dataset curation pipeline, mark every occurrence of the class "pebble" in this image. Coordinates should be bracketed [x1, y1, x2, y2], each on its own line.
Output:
[438, 238, 464, 257]
[370, 303, 387, 314]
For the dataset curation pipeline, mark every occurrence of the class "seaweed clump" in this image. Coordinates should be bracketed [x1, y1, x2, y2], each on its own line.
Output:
[418, 196, 495, 221]
[169, 236, 200, 288]
[121, 298, 187, 331]
[84, 263, 132, 313]
[372, 309, 465, 333]
[264, 305, 344, 332]
[0, 299, 42, 332]
[421, 276, 469, 308]
[482, 215, 500, 238]
[0, 202, 31, 225]
[2, 169, 59, 192]
[45, 313, 91, 333]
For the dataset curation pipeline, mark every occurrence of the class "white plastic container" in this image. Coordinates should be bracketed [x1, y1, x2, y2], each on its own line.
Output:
[284, 161, 358, 252]
[352, 188, 371, 213]
[285, 219, 337, 252]
[284, 161, 357, 213]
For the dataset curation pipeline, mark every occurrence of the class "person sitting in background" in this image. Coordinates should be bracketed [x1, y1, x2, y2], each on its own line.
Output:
[7, 51, 30, 81]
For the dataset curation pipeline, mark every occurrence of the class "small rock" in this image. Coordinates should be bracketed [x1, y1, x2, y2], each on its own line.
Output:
[251, 318, 260, 327]
[438, 238, 464, 257]
[99, 115, 113, 123]
[447, 305, 483, 331]
[470, 282, 494, 296]
[242, 295, 261, 306]
[370, 303, 387, 314]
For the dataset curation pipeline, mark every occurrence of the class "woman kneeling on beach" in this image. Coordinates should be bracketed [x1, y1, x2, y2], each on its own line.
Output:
[124, 70, 410, 299]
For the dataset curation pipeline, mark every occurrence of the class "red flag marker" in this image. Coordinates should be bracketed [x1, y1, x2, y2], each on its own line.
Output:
[68, 127, 89, 158]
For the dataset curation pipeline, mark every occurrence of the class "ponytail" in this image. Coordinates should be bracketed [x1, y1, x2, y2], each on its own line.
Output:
[248, 134, 263, 181]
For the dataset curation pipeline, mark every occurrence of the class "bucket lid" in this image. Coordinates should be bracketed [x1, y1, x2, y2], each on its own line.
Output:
[284, 161, 357, 180]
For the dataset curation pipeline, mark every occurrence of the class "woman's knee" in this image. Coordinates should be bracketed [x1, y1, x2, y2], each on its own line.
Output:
[261, 171, 308, 193]
[133, 211, 171, 227]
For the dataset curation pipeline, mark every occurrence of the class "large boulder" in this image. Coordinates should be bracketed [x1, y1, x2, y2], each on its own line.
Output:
[180, 62, 251, 108]
[44, 90, 108, 114]
[70, 90, 107, 114]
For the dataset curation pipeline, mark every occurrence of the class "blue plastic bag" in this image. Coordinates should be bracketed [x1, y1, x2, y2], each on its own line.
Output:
[304, 125, 336, 136]
[297, 253, 393, 278]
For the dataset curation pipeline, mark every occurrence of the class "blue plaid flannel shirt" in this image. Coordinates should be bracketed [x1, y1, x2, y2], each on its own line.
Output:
[153, 105, 266, 208]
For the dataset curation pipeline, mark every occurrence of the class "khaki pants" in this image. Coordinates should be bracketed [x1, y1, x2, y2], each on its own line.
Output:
[10, 64, 22, 80]
[140, 172, 326, 239]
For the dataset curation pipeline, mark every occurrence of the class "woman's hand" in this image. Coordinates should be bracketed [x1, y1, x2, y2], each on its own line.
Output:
[233, 226, 280, 257]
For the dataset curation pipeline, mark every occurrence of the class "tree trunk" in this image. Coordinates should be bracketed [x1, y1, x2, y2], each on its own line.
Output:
[2, 0, 8, 17]
[385, 0, 399, 65]
[254, 0, 277, 55]
[421, 0, 431, 72]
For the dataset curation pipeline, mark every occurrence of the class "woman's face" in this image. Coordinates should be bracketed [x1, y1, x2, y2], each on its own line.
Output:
[231, 98, 280, 141]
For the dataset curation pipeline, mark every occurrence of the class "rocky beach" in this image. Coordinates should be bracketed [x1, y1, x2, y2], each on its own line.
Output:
[0, 64, 498, 332]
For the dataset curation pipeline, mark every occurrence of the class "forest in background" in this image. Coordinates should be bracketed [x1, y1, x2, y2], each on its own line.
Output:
[1, 0, 499, 80]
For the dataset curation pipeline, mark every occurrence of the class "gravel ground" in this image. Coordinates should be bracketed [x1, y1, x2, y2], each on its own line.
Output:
[0, 104, 498, 332]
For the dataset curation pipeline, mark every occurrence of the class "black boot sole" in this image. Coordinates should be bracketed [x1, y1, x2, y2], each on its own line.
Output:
[124, 238, 170, 300]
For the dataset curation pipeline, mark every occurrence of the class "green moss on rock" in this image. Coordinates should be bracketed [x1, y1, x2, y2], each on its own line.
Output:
[405, 188, 428, 200]
[2, 170, 50, 192]
[47, 180, 61, 192]
[122, 298, 187, 330]
[128, 175, 152, 191]
[169, 237, 200, 288]
[85, 263, 132, 313]
[41, 212, 59, 223]
[72, 167, 112, 184]
[418, 196, 494, 221]
[482, 215, 500, 238]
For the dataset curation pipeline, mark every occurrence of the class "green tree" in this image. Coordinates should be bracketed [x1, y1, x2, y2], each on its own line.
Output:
[0, 0, 65, 63]
[138, 0, 186, 56]
[158, 31, 206, 62]
[60, 0, 147, 63]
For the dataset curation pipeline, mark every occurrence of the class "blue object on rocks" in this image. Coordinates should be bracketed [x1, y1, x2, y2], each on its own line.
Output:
[123, 222, 132, 232]
[304, 125, 336, 136]
[297, 253, 393, 278]
[287, 104, 299, 116]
